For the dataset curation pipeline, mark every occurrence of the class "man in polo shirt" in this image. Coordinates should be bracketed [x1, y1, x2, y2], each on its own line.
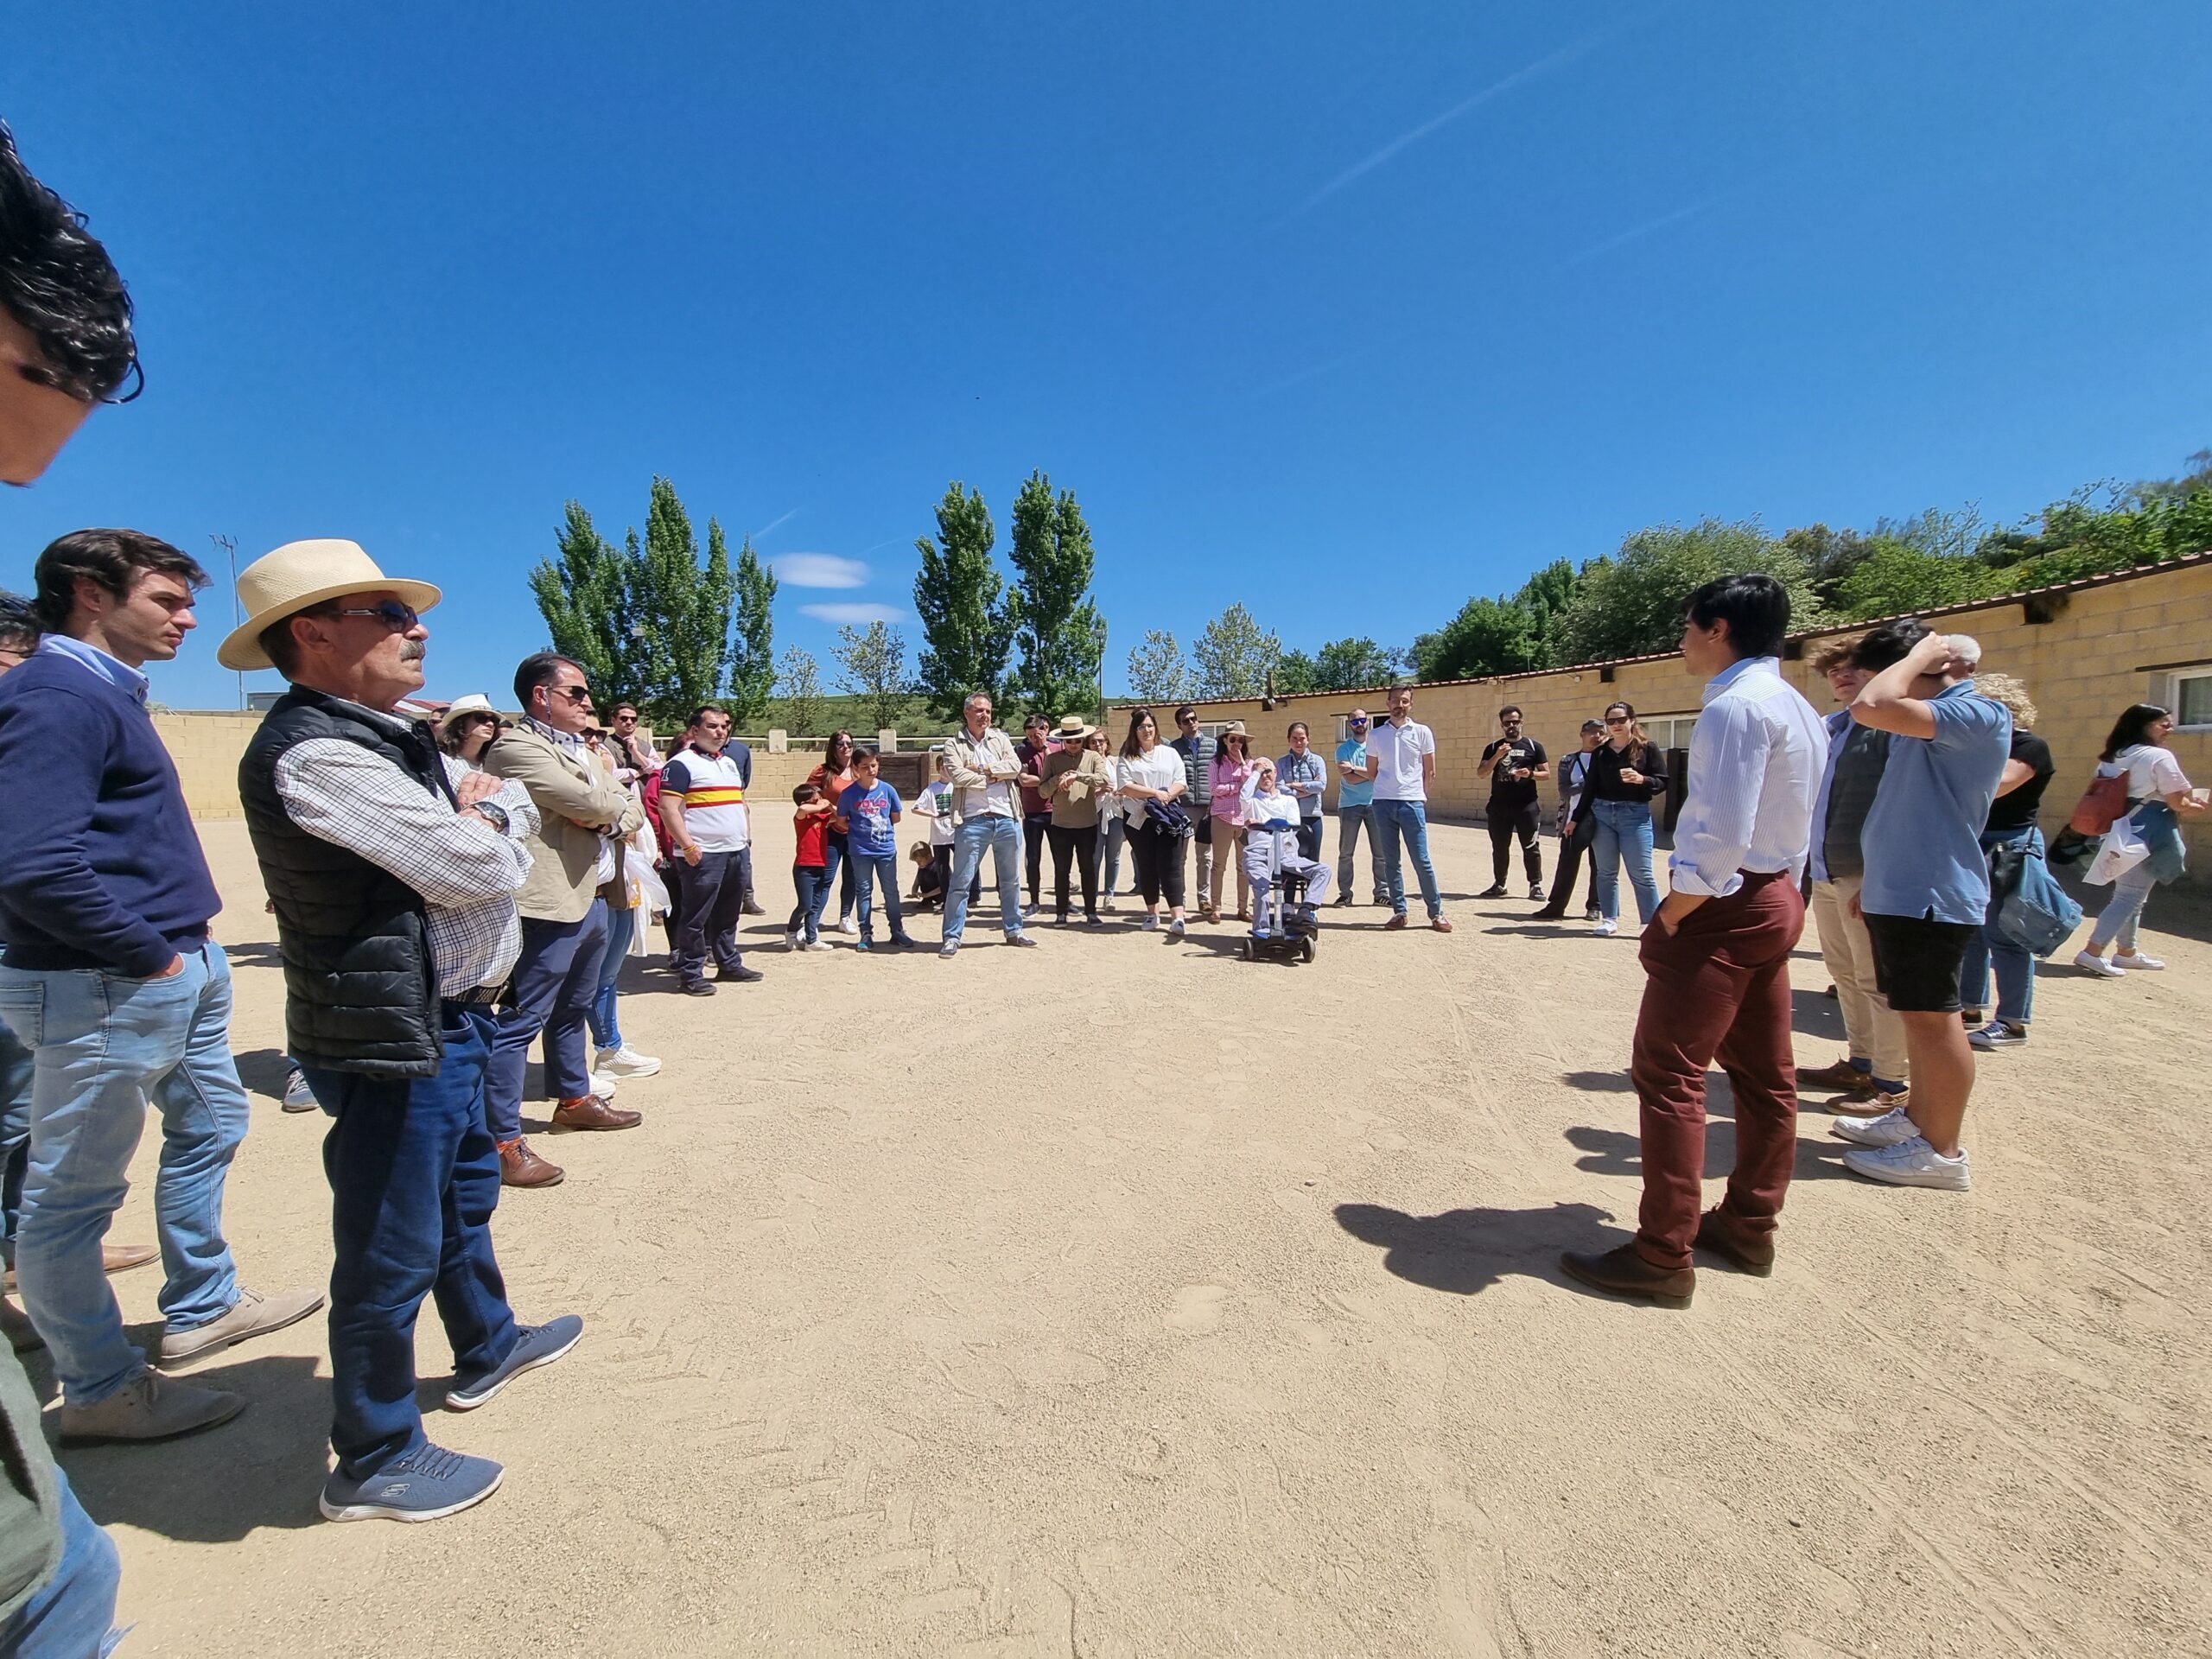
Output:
[1332, 708, 1384, 906]
[661, 703, 763, 995]
[1358, 685, 1452, 932]
[1830, 624, 2008, 1193]
[939, 691, 1039, 957]
[1169, 707, 1217, 918]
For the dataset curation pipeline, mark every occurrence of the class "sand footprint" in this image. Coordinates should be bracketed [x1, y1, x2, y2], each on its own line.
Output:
[1166, 1284, 1228, 1333]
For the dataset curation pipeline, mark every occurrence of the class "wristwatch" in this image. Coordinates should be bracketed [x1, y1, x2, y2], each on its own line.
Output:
[468, 799, 511, 836]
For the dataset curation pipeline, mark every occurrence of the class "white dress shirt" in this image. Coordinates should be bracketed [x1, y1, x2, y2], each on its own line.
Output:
[1668, 656, 1827, 899]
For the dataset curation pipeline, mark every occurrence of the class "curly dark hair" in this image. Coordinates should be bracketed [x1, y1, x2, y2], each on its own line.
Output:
[0, 123, 138, 404]
[0, 588, 38, 655]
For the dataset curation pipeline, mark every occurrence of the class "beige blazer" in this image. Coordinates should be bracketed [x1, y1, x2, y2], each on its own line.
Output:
[483, 722, 644, 923]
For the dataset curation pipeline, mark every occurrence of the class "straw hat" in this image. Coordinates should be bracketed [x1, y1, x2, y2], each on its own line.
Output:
[1053, 715, 1096, 742]
[218, 539, 442, 671]
[1217, 720, 1255, 747]
[438, 692, 499, 731]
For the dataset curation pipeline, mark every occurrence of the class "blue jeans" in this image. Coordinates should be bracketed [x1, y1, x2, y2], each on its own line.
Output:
[586, 900, 635, 1052]
[1590, 799, 1661, 925]
[1372, 798, 1442, 919]
[852, 851, 908, 939]
[301, 1002, 517, 1478]
[944, 816, 1025, 942]
[821, 829, 857, 925]
[2088, 859, 2155, 953]
[1335, 804, 1386, 903]
[0, 944, 247, 1407]
[486, 899, 611, 1141]
[1097, 811, 1124, 896]
[0, 1019, 32, 1263]
[0, 1469, 123, 1658]
[788, 863, 831, 942]
[1960, 825, 2038, 1023]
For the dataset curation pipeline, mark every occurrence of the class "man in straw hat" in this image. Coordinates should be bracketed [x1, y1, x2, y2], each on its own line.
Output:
[0, 529, 324, 1452]
[229, 537, 582, 1522]
[1035, 715, 1110, 924]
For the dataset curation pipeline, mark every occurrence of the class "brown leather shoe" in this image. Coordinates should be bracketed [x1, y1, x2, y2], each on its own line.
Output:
[1382, 912, 1408, 931]
[1797, 1058, 1871, 1093]
[1694, 1209, 1775, 1276]
[499, 1138, 565, 1187]
[550, 1095, 642, 1133]
[1431, 918, 1453, 933]
[1560, 1244, 1694, 1308]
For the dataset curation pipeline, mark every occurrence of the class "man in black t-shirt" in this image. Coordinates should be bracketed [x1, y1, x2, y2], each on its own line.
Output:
[1478, 704, 1549, 899]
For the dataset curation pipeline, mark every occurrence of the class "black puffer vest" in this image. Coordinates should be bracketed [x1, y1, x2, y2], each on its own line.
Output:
[239, 686, 453, 1077]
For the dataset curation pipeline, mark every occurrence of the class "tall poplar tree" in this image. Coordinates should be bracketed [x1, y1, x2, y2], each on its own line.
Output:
[530, 501, 645, 702]
[912, 482, 1015, 721]
[726, 533, 779, 725]
[1007, 469, 1104, 719]
[629, 479, 737, 724]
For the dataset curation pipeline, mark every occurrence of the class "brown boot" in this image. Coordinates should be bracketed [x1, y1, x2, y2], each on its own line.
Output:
[550, 1094, 641, 1133]
[1694, 1208, 1775, 1276]
[1560, 1243, 1694, 1308]
[499, 1137, 565, 1187]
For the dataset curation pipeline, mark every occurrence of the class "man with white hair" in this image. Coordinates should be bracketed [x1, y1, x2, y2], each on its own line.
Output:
[938, 691, 1038, 957]
[1830, 622, 2008, 1193]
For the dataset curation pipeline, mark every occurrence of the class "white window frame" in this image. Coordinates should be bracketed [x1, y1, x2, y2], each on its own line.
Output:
[2158, 665, 2212, 732]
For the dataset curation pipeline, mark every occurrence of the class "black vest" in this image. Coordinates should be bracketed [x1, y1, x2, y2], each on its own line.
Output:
[238, 686, 453, 1077]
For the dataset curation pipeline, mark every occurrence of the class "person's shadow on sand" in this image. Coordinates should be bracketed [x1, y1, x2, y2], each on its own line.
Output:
[1334, 1200, 1615, 1296]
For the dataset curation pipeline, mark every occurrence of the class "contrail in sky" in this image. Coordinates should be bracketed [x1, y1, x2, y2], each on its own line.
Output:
[750, 506, 801, 542]
[1558, 199, 1714, 268]
[1274, 22, 1629, 228]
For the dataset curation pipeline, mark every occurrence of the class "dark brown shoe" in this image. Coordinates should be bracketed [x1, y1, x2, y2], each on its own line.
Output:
[550, 1095, 642, 1133]
[1382, 912, 1408, 931]
[1797, 1059, 1868, 1093]
[1560, 1244, 1694, 1308]
[499, 1138, 565, 1188]
[1694, 1209, 1775, 1276]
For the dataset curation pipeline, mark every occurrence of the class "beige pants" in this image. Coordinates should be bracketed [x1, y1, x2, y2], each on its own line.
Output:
[1810, 875, 1910, 1084]
[1207, 823, 1249, 915]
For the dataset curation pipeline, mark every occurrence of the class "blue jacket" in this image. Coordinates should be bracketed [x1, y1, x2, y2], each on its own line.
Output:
[2133, 798, 2188, 887]
[0, 645, 221, 974]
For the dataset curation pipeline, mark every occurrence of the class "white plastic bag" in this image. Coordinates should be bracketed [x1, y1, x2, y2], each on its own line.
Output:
[2082, 814, 2148, 887]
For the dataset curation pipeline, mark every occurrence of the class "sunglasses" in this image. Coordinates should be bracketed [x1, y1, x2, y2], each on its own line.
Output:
[1605, 716, 1630, 726]
[317, 600, 420, 631]
[1350, 717, 1370, 725]
[550, 684, 594, 704]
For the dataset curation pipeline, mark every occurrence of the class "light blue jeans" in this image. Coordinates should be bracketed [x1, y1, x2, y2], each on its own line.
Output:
[0, 1469, 124, 1658]
[1096, 811, 1124, 897]
[1590, 799, 1661, 925]
[1960, 824, 2037, 1025]
[0, 943, 247, 1407]
[2088, 860, 2155, 954]
[944, 815, 1025, 943]
[587, 899, 636, 1052]
[1372, 798, 1442, 920]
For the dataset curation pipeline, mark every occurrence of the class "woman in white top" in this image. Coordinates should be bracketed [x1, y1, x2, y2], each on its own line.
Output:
[1114, 706, 1190, 936]
[2076, 702, 2208, 976]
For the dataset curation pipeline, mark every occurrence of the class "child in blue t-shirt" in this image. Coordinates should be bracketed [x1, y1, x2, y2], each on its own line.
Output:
[836, 747, 916, 950]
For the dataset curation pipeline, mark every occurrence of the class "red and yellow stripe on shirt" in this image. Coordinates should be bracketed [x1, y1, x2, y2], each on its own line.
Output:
[670, 784, 746, 807]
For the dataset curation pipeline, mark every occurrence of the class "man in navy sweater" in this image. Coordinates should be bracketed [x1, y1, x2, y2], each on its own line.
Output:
[0, 529, 321, 1444]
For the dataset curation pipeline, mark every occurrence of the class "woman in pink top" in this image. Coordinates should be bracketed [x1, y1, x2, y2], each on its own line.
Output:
[1207, 723, 1256, 922]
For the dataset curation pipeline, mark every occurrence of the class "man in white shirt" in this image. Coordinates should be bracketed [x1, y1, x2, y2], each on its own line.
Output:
[1562, 575, 1826, 1308]
[938, 692, 1038, 958]
[1357, 685, 1452, 932]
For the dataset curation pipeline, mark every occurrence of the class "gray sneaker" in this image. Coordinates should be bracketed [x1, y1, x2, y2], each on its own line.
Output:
[282, 1067, 320, 1112]
[320, 1443, 504, 1523]
[160, 1284, 326, 1368]
[60, 1369, 245, 1445]
[938, 940, 960, 958]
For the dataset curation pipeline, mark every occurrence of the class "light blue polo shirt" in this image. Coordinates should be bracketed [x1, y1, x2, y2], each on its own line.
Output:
[1857, 679, 2012, 926]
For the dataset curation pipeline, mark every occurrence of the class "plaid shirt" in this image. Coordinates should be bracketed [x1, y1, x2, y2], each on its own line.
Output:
[271, 701, 539, 995]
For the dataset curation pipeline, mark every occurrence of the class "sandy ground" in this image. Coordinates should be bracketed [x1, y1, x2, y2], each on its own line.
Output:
[30, 814, 2211, 1657]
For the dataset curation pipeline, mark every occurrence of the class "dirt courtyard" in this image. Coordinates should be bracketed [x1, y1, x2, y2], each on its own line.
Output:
[39, 814, 2211, 1656]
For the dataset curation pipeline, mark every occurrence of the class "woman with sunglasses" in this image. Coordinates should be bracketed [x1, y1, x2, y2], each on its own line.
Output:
[1564, 702, 1669, 936]
[1205, 723, 1258, 922]
[805, 730, 861, 936]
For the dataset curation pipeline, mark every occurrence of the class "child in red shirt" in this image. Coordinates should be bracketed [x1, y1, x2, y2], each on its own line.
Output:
[786, 784, 836, 950]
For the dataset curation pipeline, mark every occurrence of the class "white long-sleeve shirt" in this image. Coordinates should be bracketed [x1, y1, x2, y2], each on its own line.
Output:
[1667, 656, 1826, 899]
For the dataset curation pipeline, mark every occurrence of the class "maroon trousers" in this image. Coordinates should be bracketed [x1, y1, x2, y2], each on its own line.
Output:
[1630, 869, 1805, 1271]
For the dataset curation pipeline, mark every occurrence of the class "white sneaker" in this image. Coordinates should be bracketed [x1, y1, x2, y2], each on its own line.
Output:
[588, 1071, 620, 1098]
[2112, 952, 2164, 971]
[2074, 950, 2126, 978]
[1141, 914, 1160, 931]
[1831, 1103, 1917, 1147]
[804, 939, 834, 952]
[1592, 918, 1618, 938]
[1166, 917, 1186, 937]
[594, 1046, 660, 1079]
[1841, 1135, 1971, 1192]
[837, 917, 859, 937]
[784, 931, 800, 951]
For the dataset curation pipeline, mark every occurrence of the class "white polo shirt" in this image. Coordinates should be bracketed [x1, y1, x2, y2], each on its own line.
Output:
[662, 746, 751, 852]
[1369, 716, 1435, 803]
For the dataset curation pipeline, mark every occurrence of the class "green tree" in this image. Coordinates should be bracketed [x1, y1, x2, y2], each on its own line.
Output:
[1125, 630, 1192, 702]
[1411, 596, 1549, 680]
[830, 621, 911, 733]
[722, 533, 779, 726]
[1310, 637, 1402, 690]
[625, 479, 738, 725]
[529, 501, 645, 703]
[1558, 518, 1824, 663]
[1273, 649, 1321, 695]
[1006, 470, 1105, 720]
[912, 483, 1015, 721]
[1192, 603, 1280, 699]
[774, 645, 824, 735]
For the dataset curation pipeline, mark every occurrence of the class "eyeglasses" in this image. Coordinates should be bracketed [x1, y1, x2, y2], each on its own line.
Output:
[550, 684, 594, 704]
[316, 601, 420, 631]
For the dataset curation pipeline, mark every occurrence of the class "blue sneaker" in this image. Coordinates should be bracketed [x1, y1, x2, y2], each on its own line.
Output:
[855, 936, 873, 953]
[445, 1315, 583, 1412]
[320, 1443, 503, 1522]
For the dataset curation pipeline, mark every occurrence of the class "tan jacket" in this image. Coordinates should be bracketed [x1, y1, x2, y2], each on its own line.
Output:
[483, 721, 644, 923]
[941, 724, 1023, 827]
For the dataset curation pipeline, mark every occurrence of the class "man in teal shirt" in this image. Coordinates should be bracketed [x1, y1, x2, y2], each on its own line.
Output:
[1332, 709, 1384, 906]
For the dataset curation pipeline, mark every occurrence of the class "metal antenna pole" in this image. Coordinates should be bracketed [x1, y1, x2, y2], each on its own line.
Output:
[210, 535, 241, 709]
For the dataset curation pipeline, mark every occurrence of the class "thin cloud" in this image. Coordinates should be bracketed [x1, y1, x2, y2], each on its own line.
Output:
[1274, 22, 1628, 227]
[772, 553, 870, 588]
[750, 506, 801, 542]
[799, 601, 911, 626]
[1558, 199, 1713, 268]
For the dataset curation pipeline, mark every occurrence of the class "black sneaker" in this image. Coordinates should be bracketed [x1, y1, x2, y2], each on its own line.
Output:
[719, 965, 765, 984]
[1478, 885, 1509, 899]
[680, 980, 716, 997]
[1529, 883, 1546, 901]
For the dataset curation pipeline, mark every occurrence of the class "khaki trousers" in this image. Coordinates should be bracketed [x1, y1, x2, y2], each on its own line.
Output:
[1207, 823, 1249, 916]
[1810, 875, 1910, 1084]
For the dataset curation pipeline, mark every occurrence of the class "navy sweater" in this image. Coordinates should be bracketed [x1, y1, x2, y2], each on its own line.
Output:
[0, 651, 220, 975]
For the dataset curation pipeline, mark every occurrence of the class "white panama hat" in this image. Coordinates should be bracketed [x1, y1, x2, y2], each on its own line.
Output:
[218, 538, 442, 672]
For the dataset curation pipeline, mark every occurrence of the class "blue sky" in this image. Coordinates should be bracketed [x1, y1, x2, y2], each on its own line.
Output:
[6, 2, 2209, 709]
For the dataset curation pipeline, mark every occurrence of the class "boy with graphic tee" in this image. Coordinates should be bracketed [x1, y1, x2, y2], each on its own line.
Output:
[835, 749, 917, 950]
